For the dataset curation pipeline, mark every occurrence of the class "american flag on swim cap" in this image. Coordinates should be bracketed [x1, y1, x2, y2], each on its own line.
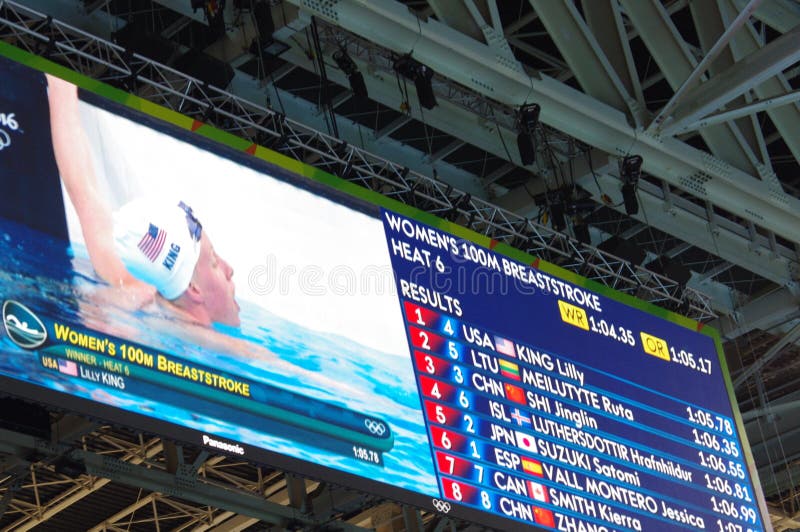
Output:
[138, 223, 166, 262]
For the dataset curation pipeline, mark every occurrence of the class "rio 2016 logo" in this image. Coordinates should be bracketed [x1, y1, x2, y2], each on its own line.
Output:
[0, 112, 18, 151]
[2, 300, 47, 349]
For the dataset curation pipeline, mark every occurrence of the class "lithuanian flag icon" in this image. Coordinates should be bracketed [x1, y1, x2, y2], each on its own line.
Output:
[499, 359, 520, 381]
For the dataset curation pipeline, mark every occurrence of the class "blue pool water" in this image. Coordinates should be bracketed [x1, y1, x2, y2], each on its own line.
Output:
[0, 217, 438, 495]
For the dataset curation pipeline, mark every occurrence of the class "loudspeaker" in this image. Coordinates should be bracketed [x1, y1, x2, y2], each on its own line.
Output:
[649, 257, 692, 286]
[598, 236, 646, 265]
[112, 22, 177, 65]
[517, 132, 535, 165]
[621, 183, 639, 215]
[174, 49, 235, 89]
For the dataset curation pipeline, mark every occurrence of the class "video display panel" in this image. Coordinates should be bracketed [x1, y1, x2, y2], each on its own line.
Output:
[0, 44, 766, 531]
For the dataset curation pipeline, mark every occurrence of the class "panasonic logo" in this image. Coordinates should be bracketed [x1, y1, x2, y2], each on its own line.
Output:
[202, 434, 245, 455]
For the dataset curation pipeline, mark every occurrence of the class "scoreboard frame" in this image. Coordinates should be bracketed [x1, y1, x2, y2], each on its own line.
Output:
[0, 40, 769, 531]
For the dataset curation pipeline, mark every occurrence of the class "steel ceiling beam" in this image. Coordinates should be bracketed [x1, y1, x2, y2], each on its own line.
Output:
[274, 51, 489, 191]
[650, 0, 763, 131]
[757, 460, 800, 498]
[426, 139, 464, 164]
[769, 507, 800, 531]
[735, 320, 800, 390]
[743, 396, 800, 424]
[576, 174, 792, 314]
[689, 0, 766, 171]
[374, 115, 412, 140]
[261, 25, 538, 183]
[464, 0, 524, 74]
[208, 514, 261, 531]
[732, 0, 800, 33]
[663, 22, 800, 135]
[619, 0, 758, 176]
[508, 146, 797, 294]
[721, 0, 800, 171]
[249, 66, 485, 195]
[102, 451, 373, 529]
[675, 89, 800, 134]
[428, 0, 482, 41]
[1, 422, 366, 532]
[88, 492, 160, 532]
[581, 0, 645, 110]
[1, 434, 163, 531]
[0, 0, 718, 319]
[506, 35, 569, 74]
[530, 0, 639, 124]
[484, 162, 516, 185]
[502, 9, 538, 37]
[575, 172, 797, 292]
[714, 286, 800, 340]
[19, 0, 489, 197]
[285, 0, 800, 254]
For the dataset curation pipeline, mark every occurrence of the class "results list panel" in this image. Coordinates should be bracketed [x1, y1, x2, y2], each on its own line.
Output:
[382, 209, 763, 532]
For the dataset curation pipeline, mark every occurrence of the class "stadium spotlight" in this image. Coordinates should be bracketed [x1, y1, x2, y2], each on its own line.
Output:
[621, 183, 638, 215]
[519, 104, 541, 133]
[566, 197, 595, 244]
[393, 54, 437, 109]
[516, 104, 540, 166]
[572, 218, 591, 244]
[549, 193, 566, 232]
[620, 155, 643, 216]
[333, 48, 368, 100]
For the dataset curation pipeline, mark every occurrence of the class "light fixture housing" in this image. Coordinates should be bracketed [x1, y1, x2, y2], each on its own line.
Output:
[620, 155, 643, 215]
[393, 55, 437, 109]
[516, 104, 540, 165]
[333, 49, 368, 99]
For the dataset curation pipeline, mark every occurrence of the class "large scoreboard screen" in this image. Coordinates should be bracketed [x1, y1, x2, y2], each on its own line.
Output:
[0, 44, 767, 530]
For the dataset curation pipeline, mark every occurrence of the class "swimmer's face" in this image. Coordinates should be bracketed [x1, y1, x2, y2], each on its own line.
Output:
[191, 233, 240, 327]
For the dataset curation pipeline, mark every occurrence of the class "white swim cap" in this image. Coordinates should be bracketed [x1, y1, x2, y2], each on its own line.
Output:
[113, 198, 202, 300]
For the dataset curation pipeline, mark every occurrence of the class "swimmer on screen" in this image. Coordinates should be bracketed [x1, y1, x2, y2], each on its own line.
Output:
[45, 74, 358, 396]
[46, 74, 240, 329]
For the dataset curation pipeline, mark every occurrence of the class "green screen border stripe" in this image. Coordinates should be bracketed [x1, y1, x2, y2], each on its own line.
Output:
[0, 42, 719, 340]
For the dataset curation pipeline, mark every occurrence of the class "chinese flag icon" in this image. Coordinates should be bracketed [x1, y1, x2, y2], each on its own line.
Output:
[533, 506, 555, 528]
[504, 383, 526, 404]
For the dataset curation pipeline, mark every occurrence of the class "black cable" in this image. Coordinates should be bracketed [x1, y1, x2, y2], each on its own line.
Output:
[495, 113, 550, 223]
[247, 2, 285, 117]
[493, 118, 516, 168]
[309, 17, 339, 139]
[540, 126, 565, 190]
[278, 0, 288, 27]
[420, 110, 434, 159]
[267, 69, 286, 115]
[394, 63, 410, 113]
[584, 148, 605, 196]
[302, 26, 330, 134]
[568, 146, 575, 189]
[522, 183, 538, 200]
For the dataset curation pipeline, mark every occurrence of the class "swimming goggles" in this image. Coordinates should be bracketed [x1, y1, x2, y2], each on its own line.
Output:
[178, 201, 203, 242]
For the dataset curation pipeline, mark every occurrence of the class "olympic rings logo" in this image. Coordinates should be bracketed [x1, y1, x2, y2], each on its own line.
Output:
[364, 418, 387, 436]
[432, 499, 451, 513]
